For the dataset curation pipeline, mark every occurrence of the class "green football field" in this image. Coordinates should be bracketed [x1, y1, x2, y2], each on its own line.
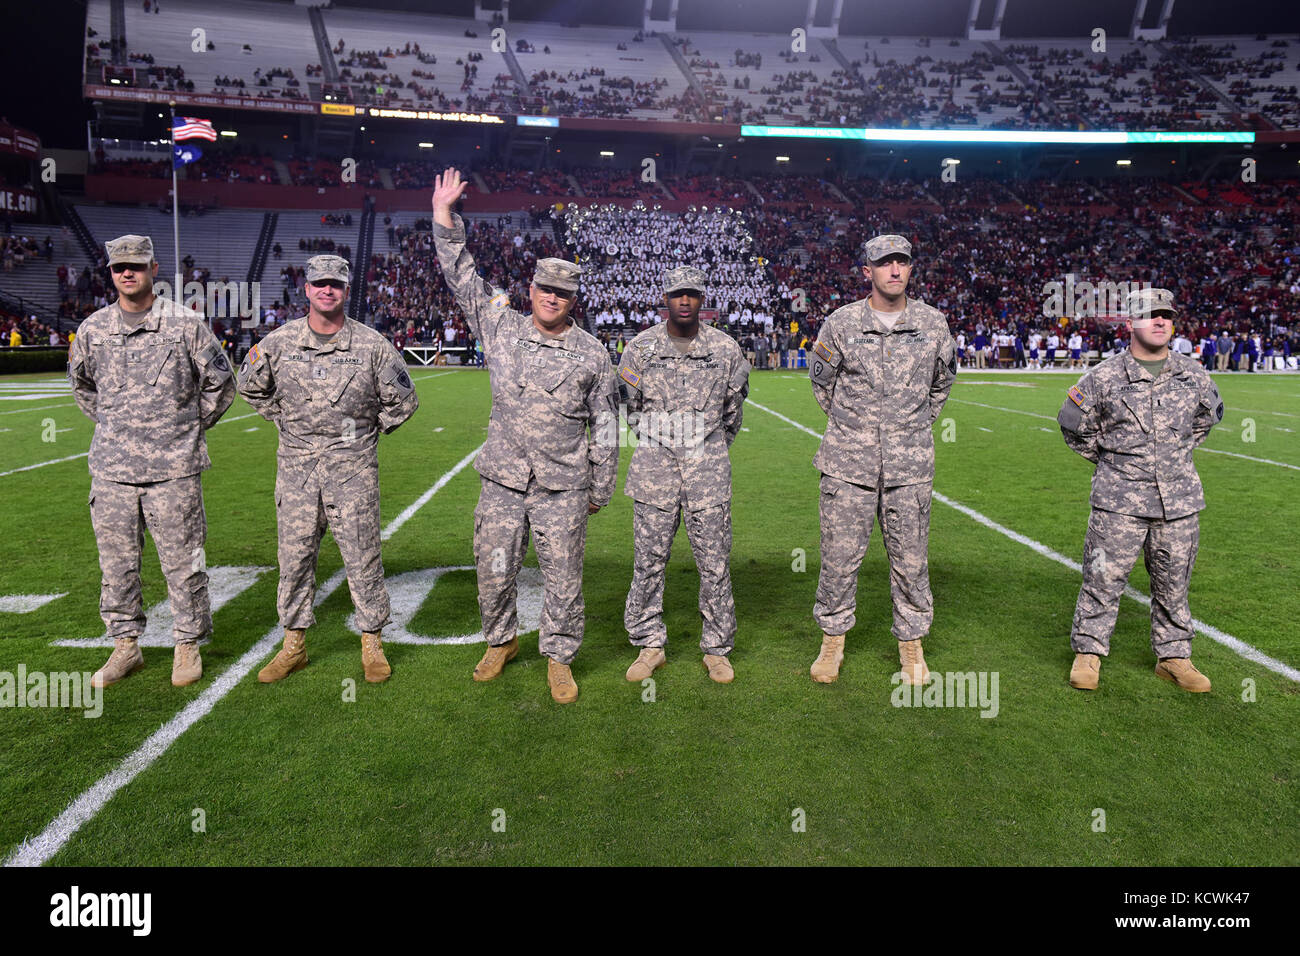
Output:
[0, 366, 1296, 866]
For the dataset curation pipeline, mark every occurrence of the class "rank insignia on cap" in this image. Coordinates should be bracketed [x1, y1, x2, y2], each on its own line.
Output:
[1068, 385, 1086, 408]
[620, 367, 641, 389]
[813, 340, 836, 364]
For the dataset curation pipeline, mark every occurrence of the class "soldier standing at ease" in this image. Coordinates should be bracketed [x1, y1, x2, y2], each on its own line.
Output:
[67, 235, 235, 688]
[807, 235, 957, 685]
[1058, 288, 1223, 692]
[431, 168, 618, 705]
[238, 254, 418, 684]
[619, 267, 749, 684]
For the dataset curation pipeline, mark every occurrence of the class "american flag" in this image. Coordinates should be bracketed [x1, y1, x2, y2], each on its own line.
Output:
[172, 116, 217, 142]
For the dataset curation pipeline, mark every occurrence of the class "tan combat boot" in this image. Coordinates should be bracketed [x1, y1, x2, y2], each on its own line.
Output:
[172, 640, 203, 687]
[547, 658, 578, 704]
[361, 631, 391, 683]
[1069, 653, 1100, 690]
[625, 647, 666, 682]
[1155, 658, 1211, 693]
[473, 635, 518, 682]
[91, 637, 144, 688]
[703, 654, 734, 684]
[898, 638, 930, 686]
[258, 628, 308, 683]
[810, 633, 845, 683]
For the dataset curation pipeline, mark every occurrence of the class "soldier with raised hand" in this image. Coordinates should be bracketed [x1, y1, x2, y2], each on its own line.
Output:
[431, 167, 618, 705]
[237, 254, 418, 685]
[807, 235, 957, 686]
[1058, 288, 1224, 692]
[67, 234, 235, 688]
[619, 266, 749, 685]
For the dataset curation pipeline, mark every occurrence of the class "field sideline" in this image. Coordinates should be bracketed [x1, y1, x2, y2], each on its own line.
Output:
[0, 367, 1296, 866]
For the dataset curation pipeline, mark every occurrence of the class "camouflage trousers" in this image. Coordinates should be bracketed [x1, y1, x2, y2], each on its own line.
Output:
[276, 463, 390, 633]
[624, 489, 736, 655]
[813, 474, 933, 641]
[89, 474, 210, 644]
[1070, 508, 1199, 658]
[475, 475, 589, 665]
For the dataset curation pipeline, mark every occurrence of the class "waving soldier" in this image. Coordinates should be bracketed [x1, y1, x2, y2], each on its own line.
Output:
[431, 167, 618, 705]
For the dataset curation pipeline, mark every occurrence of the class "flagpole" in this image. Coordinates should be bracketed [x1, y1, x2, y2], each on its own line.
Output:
[168, 101, 188, 323]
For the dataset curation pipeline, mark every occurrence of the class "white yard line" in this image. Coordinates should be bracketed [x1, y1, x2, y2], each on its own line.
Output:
[3, 446, 483, 867]
[0, 453, 88, 479]
[0, 402, 77, 416]
[744, 398, 1300, 685]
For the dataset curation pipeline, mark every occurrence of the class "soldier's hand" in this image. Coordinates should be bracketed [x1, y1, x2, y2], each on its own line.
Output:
[431, 168, 468, 223]
[587, 502, 602, 515]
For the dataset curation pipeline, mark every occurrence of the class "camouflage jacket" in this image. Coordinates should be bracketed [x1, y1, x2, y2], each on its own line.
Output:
[236, 316, 418, 486]
[433, 214, 619, 506]
[68, 296, 235, 482]
[618, 321, 749, 511]
[1058, 350, 1224, 519]
[809, 296, 957, 488]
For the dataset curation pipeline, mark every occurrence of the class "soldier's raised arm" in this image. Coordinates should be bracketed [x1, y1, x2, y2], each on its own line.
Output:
[67, 327, 97, 422]
[586, 356, 619, 510]
[375, 341, 419, 434]
[1191, 374, 1224, 448]
[431, 167, 511, 351]
[190, 320, 235, 429]
[929, 325, 957, 424]
[236, 342, 278, 423]
[1058, 373, 1101, 463]
[808, 321, 843, 415]
[722, 345, 750, 446]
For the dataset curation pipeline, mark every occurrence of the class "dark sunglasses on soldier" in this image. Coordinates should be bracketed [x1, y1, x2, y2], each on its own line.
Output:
[535, 284, 575, 300]
[110, 263, 149, 274]
[308, 279, 347, 290]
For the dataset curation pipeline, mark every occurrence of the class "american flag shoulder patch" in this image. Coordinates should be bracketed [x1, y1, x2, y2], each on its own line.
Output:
[813, 340, 836, 364]
[248, 344, 263, 366]
[1068, 385, 1086, 408]
[620, 367, 641, 389]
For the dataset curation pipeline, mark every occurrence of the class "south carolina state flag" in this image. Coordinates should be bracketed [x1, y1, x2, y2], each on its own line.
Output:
[173, 116, 217, 142]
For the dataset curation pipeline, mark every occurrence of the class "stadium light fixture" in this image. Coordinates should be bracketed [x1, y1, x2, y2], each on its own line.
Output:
[220, 131, 237, 138]
[776, 156, 790, 163]
[1116, 159, 1132, 166]
[418, 142, 434, 148]
[942, 158, 960, 165]
[599, 150, 614, 157]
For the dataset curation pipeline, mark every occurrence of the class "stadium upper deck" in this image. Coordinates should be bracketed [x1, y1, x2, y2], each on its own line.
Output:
[83, 0, 1299, 132]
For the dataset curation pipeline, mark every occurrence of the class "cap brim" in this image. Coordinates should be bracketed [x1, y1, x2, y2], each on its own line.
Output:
[665, 286, 704, 296]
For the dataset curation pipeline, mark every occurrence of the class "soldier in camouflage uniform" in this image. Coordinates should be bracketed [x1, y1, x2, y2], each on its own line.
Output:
[431, 168, 618, 705]
[1058, 287, 1224, 692]
[67, 234, 235, 688]
[619, 266, 749, 684]
[237, 254, 418, 684]
[807, 235, 957, 685]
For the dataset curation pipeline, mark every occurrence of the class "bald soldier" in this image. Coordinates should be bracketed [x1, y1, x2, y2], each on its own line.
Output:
[1058, 287, 1224, 692]
[67, 234, 235, 688]
[619, 266, 749, 684]
[432, 168, 618, 704]
[808, 235, 957, 685]
[238, 254, 418, 684]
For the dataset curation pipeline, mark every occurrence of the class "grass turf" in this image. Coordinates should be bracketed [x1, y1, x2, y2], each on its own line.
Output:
[0, 367, 1296, 865]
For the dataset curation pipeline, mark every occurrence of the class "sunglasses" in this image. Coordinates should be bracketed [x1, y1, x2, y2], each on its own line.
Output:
[110, 263, 149, 274]
[308, 280, 347, 290]
[534, 284, 575, 301]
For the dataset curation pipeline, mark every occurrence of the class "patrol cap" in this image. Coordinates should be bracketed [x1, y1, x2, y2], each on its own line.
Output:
[305, 254, 351, 285]
[862, 234, 913, 264]
[533, 257, 583, 292]
[105, 234, 155, 265]
[1126, 287, 1178, 318]
[664, 265, 708, 296]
